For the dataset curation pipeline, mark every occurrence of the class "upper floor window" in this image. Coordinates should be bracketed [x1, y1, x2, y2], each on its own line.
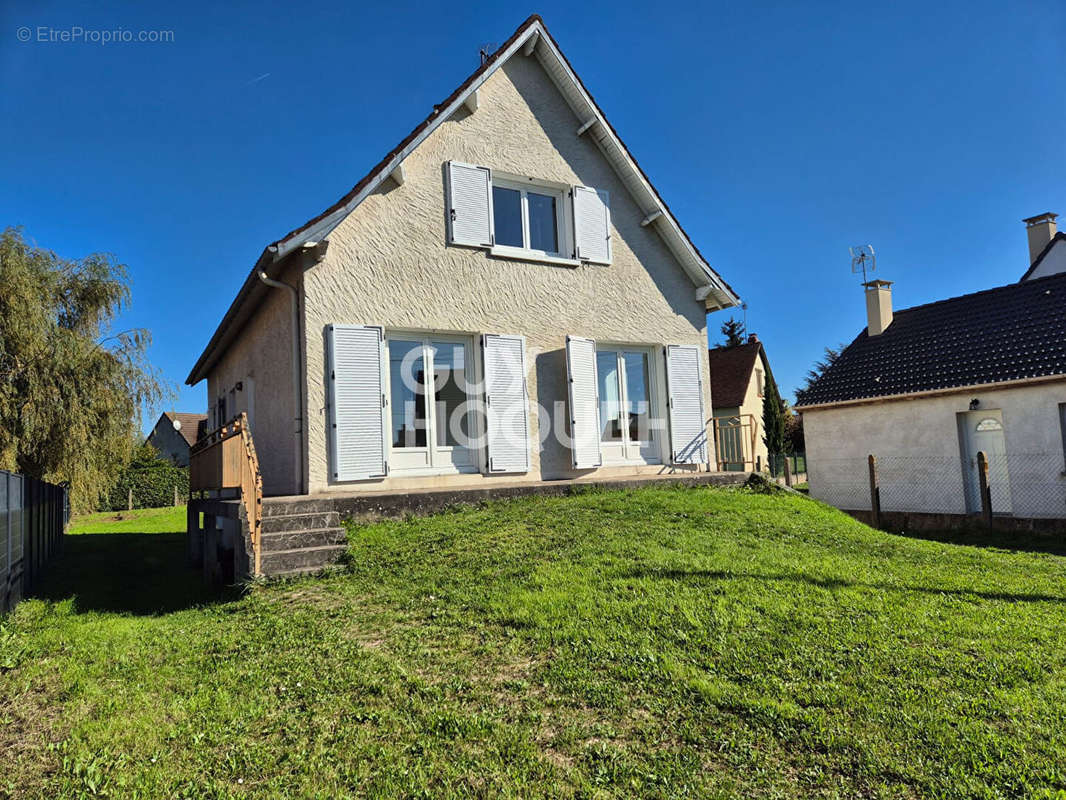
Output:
[445, 161, 611, 265]
[492, 179, 563, 256]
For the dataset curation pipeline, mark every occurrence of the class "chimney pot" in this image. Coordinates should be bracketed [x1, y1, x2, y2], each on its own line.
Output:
[864, 279, 893, 336]
[747, 333, 759, 343]
[1023, 212, 1058, 264]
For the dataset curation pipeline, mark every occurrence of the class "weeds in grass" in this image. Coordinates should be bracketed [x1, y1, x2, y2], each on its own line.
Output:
[2, 491, 1066, 798]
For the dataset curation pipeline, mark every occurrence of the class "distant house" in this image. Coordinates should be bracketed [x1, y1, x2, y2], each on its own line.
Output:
[708, 334, 773, 471]
[796, 213, 1066, 523]
[146, 412, 207, 467]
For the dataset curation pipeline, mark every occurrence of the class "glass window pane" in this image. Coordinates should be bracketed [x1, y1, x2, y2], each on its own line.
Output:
[597, 351, 622, 442]
[431, 342, 469, 448]
[389, 340, 427, 448]
[527, 192, 558, 253]
[492, 186, 523, 248]
[623, 351, 651, 443]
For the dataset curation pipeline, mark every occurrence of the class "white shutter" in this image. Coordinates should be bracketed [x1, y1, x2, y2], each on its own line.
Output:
[482, 334, 530, 473]
[572, 185, 611, 264]
[447, 161, 494, 247]
[665, 344, 708, 465]
[326, 324, 388, 481]
[565, 336, 602, 468]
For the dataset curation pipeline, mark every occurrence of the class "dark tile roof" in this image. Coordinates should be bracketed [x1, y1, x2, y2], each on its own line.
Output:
[708, 341, 764, 409]
[161, 412, 208, 448]
[795, 272, 1066, 407]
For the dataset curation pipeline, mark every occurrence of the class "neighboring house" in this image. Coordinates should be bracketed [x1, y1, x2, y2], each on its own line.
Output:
[708, 334, 772, 471]
[146, 412, 208, 467]
[1019, 213, 1066, 281]
[185, 15, 740, 498]
[797, 213, 1066, 522]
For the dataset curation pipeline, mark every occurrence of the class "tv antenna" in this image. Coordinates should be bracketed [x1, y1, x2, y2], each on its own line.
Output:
[850, 244, 876, 284]
[479, 42, 498, 64]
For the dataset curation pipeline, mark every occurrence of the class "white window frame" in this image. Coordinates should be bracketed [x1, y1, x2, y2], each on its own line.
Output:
[384, 332, 480, 476]
[490, 175, 571, 262]
[595, 343, 664, 466]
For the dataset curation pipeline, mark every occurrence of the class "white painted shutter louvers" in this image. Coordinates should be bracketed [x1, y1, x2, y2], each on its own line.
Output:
[446, 161, 494, 248]
[482, 334, 530, 473]
[665, 344, 708, 465]
[572, 185, 611, 264]
[327, 325, 389, 481]
[565, 336, 602, 468]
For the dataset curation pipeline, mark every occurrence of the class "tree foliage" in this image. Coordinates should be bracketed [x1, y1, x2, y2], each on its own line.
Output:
[105, 442, 188, 511]
[761, 367, 787, 457]
[783, 403, 805, 453]
[720, 317, 746, 347]
[0, 227, 168, 512]
[794, 344, 845, 405]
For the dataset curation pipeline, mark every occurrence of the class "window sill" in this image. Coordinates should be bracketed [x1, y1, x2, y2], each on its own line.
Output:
[489, 246, 580, 268]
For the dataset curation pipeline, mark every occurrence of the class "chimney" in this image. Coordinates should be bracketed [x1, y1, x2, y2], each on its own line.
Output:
[747, 333, 759, 344]
[1023, 212, 1058, 264]
[863, 280, 893, 336]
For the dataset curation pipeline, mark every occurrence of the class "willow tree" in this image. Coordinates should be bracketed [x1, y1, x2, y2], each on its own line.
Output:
[0, 227, 167, 511]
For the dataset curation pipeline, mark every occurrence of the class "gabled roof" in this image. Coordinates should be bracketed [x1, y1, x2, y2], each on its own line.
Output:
[795, 271, 1066, 408]
[149, 411, 208, 448]
[708, 340, 768, 408]
[1019, 231, 1066, 281]
[186, 14, 739, 385]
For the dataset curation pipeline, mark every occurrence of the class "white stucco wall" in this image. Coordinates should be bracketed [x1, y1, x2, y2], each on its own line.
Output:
[299, 55, 716, 494]
[207, 262, 299, 496]
[802, 380, 1066, 518]
[1024, 239, 1066, 280]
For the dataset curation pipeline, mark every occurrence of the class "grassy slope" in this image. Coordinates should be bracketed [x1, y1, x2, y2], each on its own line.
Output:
[2, 488, 1066, 799]
[69, 505, 187, 535]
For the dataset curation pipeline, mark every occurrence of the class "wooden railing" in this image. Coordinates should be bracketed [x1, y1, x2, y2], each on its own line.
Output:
[712, 414, 759, 471]
[189, 413, 263, 575]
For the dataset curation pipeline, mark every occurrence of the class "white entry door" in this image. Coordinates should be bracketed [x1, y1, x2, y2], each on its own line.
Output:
[386, 335, 477, 475]
[596, 347, 660, 465]
[958, 409, 1012, 514]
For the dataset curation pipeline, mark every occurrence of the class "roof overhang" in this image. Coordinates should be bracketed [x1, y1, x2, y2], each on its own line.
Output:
[186, 15, 739, 385]
[795, 372, 1066, 412]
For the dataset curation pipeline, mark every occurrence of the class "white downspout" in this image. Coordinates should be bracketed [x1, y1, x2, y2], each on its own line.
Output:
[258, 271, 304, 494]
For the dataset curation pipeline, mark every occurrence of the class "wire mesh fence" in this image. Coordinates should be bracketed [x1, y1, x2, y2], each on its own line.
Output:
[808, 452, 1066, 519]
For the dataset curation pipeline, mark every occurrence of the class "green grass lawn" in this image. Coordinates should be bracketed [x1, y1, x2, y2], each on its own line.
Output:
[69, 505, 188, 534]
[3, 488, 1066, 799]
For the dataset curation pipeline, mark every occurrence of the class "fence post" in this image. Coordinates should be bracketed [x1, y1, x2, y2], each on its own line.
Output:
[174, 485, 179, 507]
[977, 451, 992, 528]
[783, 455, 793, 487]
[868, 454, 880, 528]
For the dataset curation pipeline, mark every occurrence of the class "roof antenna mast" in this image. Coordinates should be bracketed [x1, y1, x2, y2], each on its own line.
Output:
[479, 42, 498, 65]
[850, 244, 876, 284]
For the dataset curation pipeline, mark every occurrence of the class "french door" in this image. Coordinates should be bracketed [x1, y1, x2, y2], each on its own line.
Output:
[596, 347, 660, 464]
[386, 334, 477, 474]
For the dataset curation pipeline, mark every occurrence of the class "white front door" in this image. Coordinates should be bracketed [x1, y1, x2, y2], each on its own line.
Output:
[958, 409, 1012, 514]
[596, 347, 660, 465]
[387, 335, 477, 475]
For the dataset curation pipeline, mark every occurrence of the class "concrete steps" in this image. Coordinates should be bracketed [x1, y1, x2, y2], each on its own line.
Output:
[259, 502, 347, 576]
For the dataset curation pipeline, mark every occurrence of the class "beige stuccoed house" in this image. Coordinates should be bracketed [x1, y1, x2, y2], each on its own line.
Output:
[186, 15, 740, 509]
[708, 334, 774, 471]
[796, 213, 1066, 527]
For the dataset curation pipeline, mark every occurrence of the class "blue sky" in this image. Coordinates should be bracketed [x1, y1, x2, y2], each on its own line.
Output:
[3, 0, 1064, 429]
